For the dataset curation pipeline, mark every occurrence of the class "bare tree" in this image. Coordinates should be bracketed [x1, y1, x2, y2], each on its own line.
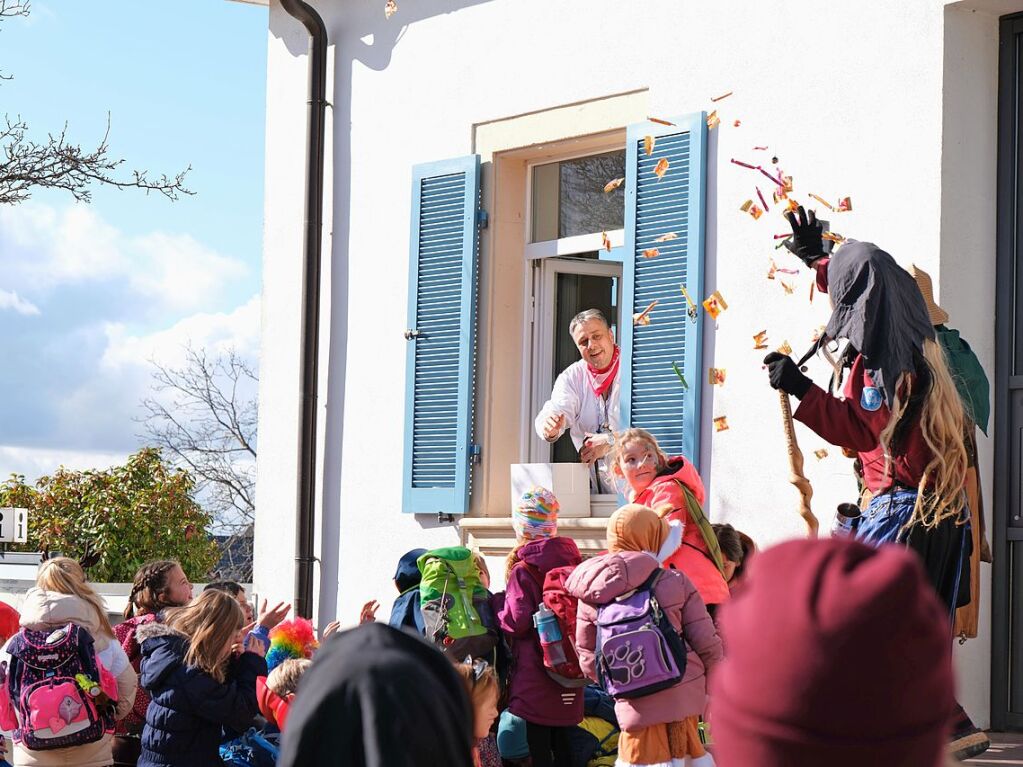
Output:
[139, 347, 257, 580]
[0, 3, 192, 205]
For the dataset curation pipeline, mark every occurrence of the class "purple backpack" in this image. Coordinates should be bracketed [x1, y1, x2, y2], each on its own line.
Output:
[5, 623, 111, 750]
[595, 569, 688, 699]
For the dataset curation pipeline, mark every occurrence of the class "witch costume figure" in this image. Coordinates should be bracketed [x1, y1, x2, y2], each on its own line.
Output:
[762, 207, 988, 760]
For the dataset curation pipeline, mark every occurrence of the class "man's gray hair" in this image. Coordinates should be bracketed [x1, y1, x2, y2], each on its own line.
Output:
[569, 309, 610, 337]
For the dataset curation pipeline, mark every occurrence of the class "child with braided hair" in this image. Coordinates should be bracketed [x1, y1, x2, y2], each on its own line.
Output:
[112, 561, 193, 766]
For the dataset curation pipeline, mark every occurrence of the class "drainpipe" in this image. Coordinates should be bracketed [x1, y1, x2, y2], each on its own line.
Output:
[279, 0, 327, 620]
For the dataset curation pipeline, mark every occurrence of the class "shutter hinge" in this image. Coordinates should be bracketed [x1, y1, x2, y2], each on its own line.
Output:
[403, 328, 420, 340]
[477, 209, 489, 229]
[437, 513, 455, 524]
[469, 444, 482, 465]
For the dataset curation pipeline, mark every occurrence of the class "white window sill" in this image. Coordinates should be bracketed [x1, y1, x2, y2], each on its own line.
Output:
[459, 515, 612, 559]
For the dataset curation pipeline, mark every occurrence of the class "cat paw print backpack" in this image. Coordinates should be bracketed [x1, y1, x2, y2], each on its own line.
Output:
[4, 622, 116, 751]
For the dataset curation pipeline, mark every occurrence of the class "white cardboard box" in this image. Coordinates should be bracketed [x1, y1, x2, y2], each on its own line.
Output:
[510, 463, 591, 518]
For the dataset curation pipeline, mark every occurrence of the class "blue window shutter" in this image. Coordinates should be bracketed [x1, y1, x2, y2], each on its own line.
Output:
[402, 155, 483, 514]
[619, 113, 707, 467]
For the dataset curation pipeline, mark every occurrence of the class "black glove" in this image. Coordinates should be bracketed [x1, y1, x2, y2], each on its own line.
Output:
[763, 352, 813, 399]
[784, 205, 826, 268]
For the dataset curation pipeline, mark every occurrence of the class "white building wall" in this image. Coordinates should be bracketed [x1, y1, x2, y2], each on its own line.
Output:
[257, 0, 1008, 726]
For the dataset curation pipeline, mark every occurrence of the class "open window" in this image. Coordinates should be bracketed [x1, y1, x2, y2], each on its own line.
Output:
[402, 111, 707, 521]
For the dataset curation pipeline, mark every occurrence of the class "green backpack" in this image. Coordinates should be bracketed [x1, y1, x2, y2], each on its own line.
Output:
[418, 547, 497, 659]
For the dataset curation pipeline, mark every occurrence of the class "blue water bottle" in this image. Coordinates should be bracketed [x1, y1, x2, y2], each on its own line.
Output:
[533, 603, 562, 643]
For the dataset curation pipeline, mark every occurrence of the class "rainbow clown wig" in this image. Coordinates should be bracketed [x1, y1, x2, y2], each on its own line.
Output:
[266, 617, 319, 672]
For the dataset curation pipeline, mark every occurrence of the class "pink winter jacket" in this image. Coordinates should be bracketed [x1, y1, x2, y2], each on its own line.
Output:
[566, 551, 723, 732]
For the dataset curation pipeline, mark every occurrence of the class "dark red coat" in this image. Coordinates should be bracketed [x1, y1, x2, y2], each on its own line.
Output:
[796, 258, 932, 493]
[497, 537, 584, 727]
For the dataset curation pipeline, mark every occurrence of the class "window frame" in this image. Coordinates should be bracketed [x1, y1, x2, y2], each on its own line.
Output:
[523, 148, 627, 262]
[518, 143, 630, 518]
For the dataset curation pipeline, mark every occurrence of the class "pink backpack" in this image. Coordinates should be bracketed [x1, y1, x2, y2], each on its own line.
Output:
[2, 622, 117, 751]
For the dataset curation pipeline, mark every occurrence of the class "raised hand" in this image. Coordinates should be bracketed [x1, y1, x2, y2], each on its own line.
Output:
[258, 599, 292, 631]
[784, 205, 826, 267]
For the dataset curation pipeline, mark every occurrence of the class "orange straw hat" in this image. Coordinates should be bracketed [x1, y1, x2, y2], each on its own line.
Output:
[910, 264, 949, 327]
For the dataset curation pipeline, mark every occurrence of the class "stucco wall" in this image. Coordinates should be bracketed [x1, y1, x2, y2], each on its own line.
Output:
[257, 0, 1001, 726]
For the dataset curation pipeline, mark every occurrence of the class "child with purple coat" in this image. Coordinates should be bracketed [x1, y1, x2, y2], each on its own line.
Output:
[497, 488, 583, 767]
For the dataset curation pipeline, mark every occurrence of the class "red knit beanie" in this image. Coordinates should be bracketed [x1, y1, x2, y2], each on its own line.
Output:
[711, 538, 954, 767]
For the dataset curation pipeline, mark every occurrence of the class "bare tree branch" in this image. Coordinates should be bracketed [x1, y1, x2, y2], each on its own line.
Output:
[0, 8, 192, 203]
[0, 115, 193, 205]
[138, 346, 258, 546]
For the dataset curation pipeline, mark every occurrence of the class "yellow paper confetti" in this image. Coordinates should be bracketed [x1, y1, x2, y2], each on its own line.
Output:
[823, 231, 846, 243]
[602, 231, 612, 253]
[707, 111, 720, 130]
[604, 177, 624, 193]
[702, 290, 728, 319]
[809, 193, 836, 212]
[781, 176, 794, 193]
[708, 368, 726, 386]
[781, 280, 795, 295]
[714, 416, 730, 432]
[740, 199, 753, 213]
[385, 0, 398, 18]
[767, 260, 777, 280]
[680, 284, 698, 321]
[653, 158, 670, 180]
[642, 248, 660, 259]
[777, 341, 793, 356]
[644, 135, 656, 156]
[711, 90, 734, 102]
[655, 232, 678, 243]
[785, 198, 800, 213]
[753, 329, 769, 349]
[773, 189, 788, 204]
[633, 300, 658, 326]
[811, 325, 826, 342]
[648, 116, 676, 127]
[838, 196, 853, 212]
[814, 448, 830, 460]
[749, 204, 764, 220]
[809, 280, 815, 303]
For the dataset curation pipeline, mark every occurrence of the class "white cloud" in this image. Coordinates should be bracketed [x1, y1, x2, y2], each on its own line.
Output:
[0, 289, 40, 316]
[0, 445, 128, 484]
[0, 202, 249, 315]
[101, 294, 261, 372]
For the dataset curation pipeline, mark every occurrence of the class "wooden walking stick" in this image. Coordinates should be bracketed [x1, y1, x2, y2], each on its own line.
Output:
[779, 391, 819, 538]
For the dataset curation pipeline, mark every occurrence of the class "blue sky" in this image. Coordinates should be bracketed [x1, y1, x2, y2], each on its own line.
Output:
[0, 0, 267, 479]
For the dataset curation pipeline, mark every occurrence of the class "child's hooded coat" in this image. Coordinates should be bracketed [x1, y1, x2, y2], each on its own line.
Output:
[497, 537, 585, 727]
[566, 507, 723, 732]
[136, 622, 265, 767]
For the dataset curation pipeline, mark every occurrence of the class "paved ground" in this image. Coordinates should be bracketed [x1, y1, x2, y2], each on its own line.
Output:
[966, 733, 1023, 764]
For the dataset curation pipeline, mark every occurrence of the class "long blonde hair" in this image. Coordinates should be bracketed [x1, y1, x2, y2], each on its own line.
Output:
[36, 558, 114, 639]
[879, 339, 968, 530]
[609, 427, 670, 478]
[163, 589, 244, 683]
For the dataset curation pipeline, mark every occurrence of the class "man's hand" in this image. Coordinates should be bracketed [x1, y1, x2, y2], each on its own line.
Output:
[580, 433, 612, 464]
[542, 413, 567, 442]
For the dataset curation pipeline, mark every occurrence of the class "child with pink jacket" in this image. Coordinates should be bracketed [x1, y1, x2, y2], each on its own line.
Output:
[567, 505, 722, 767]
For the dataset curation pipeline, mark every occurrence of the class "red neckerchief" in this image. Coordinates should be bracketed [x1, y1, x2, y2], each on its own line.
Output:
[586, 345, 620, 399]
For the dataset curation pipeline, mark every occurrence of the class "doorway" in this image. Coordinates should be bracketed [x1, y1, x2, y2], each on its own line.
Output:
[993, 11, 1023, 730]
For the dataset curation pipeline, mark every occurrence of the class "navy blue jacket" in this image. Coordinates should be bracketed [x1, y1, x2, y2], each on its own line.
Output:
[388, 548, 427, 634]
[136, 622, 267, 767]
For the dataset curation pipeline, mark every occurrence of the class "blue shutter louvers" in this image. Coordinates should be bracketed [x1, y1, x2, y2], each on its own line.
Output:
[619, 113, 708, 467]
[402, 155, 483, 515]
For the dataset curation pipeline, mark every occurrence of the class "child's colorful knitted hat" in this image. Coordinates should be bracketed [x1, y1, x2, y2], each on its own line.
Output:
[513, 487, 559, 541]
[266, 617, 318, 672]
